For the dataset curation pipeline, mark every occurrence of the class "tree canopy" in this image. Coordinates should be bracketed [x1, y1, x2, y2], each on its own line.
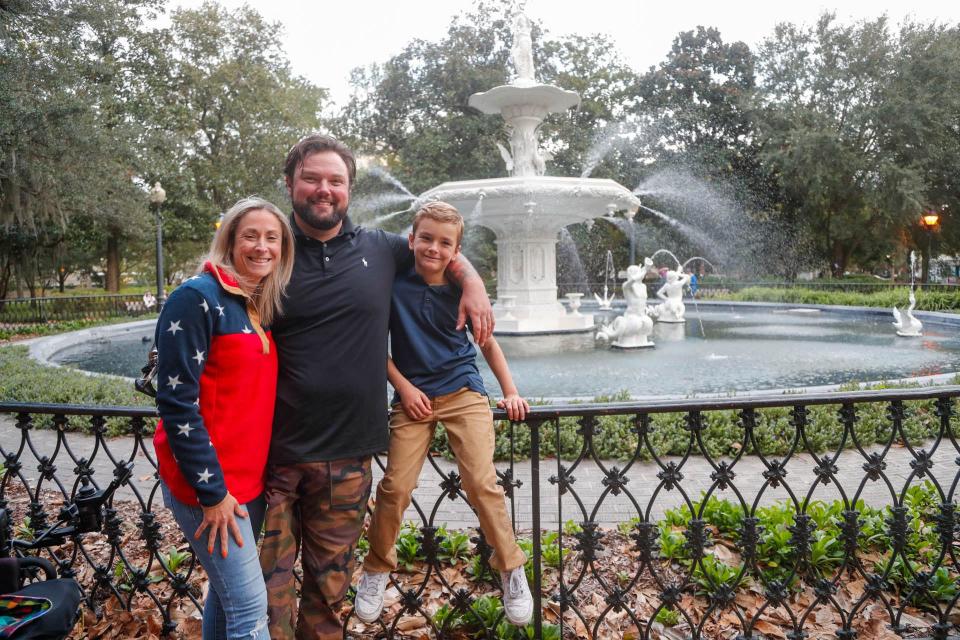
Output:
[2, 0, 957, 298]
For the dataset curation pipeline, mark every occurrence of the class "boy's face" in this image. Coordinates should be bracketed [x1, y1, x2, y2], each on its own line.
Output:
[409, 218, 461, 282]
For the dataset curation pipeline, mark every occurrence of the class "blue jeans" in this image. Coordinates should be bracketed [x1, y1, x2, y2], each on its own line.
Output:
[162, 483, 269, 640]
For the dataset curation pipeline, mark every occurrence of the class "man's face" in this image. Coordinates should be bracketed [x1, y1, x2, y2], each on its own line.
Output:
[287, 151, 350, 235]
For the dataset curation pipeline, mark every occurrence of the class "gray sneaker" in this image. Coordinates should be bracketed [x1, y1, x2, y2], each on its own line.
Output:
[501, 566, 533, 625]
[354, 571, 390, 623]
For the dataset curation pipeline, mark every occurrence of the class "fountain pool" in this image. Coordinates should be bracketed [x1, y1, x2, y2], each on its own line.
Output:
[45, 304, 960, 401]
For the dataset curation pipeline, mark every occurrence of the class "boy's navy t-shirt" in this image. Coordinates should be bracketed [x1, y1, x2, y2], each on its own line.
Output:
[389, 266, 486, 404]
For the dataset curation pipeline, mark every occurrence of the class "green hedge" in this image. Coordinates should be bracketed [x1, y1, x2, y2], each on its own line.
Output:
[712, 286, 960, 311]
[0, 345, 155, 436]
[3, 342, 956, 459]
[0, 316, 156, 341]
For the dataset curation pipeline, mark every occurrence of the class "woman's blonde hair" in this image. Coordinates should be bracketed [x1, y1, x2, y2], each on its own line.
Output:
[205, 196, 294, 326]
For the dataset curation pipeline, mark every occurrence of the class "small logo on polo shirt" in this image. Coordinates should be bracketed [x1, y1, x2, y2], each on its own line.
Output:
[362, 258, 368, 267]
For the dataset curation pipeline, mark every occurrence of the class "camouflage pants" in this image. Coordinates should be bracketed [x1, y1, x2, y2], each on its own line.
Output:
[260, 458, 372, 640]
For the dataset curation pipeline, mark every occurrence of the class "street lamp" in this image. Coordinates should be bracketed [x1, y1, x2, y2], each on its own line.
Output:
[149, 182, 167, 306]
[919, 210, 940, 284]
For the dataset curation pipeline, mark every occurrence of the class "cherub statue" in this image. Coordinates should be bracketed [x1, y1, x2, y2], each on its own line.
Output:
[655, 270, 691, 323]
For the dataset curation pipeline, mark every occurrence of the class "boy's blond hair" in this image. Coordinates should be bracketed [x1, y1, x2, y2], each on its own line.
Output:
[412, 201, 464, 244]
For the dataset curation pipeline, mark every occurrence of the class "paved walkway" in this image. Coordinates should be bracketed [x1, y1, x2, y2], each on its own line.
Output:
[2, 414, 958, 529]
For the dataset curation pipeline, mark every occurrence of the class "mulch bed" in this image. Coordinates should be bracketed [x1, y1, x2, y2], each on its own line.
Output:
[2, 483, 955, 639]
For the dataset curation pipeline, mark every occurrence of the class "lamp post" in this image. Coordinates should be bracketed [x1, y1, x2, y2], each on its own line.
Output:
[149, 182, 167, 306]
[919, 211, 940, 284]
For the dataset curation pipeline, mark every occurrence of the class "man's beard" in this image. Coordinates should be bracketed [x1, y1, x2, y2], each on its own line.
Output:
[292, 197, 348, 231]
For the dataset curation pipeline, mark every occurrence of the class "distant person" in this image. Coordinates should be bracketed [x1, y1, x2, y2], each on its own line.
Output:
[353, 202, 533, 626]
[153, 196, 295, 640]
[688, 271, 698, 296]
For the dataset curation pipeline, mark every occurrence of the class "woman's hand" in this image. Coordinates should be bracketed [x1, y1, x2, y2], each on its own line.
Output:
[195, 492, 247, 558]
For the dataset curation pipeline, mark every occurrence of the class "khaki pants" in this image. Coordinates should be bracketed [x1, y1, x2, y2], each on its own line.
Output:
[363, 388, 526, 574]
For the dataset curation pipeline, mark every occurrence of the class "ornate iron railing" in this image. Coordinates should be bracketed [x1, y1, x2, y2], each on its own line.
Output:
[2, 387, 959, 639]
[0, 294, 154, 327]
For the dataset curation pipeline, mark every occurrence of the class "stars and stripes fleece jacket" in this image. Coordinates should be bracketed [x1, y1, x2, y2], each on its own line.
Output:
[153, 262, 277, 507]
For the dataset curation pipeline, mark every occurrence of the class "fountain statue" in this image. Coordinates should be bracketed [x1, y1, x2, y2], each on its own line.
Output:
[594, 250, 616, 309]
[596, 260, 657, 349]
[893, 251, 923, 337]
[418, 12, 640, 334]
[655, 269, 691, 323]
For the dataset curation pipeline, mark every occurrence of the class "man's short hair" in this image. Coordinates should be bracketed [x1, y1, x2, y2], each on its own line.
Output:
[284, 134, 356, 187]
[412, 201, 464, 244]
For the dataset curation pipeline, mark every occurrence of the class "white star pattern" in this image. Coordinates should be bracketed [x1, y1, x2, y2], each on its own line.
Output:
[241, 325, 252, 334]
[188, 275, 202, 281]
[192, 349, 205, 365]
[193, 397, 200, 406]
[199, 299, 209, 313]
[176, 422, 193, 437]
[215, 304, 225, 317]
[167, 375, 182, 390]
[166, 320, 183, 335]
[362, 258, 368, 267]
[197, 468, 213, 483]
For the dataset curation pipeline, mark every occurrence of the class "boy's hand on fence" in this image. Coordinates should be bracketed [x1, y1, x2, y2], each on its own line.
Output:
[399, 385, 433, 420]
[497, 393, 529, 422]
[196, 492, 247, 558]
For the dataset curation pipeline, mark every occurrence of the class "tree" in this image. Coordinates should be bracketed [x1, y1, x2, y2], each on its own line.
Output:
[149, 3, 326, 214]
[1, 0, 162, 295]
[636, 27, 758, 175]
[756, 14, 926, 277]
[880, 22, 960, 278]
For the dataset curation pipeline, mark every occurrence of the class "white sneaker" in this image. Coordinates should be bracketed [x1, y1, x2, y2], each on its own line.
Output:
[354, 571, 390, 623]
[501, 566, 533, 626]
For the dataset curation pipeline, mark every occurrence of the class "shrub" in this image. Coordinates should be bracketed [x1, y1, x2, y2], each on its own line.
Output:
[716, 286, 960, 311]
[0, 345, 155, 436]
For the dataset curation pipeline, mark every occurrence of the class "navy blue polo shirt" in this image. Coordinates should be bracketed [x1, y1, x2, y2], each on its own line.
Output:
[270, 216, 411, 464]
[390, 266, 486, 404]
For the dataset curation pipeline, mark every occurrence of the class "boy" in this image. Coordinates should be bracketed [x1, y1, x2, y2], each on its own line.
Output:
[354, 202, 533, 625]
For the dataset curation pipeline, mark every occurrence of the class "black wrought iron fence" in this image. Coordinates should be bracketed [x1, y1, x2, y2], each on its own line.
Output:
[0, 294, 154, 327]
[1, 387, 959, 639]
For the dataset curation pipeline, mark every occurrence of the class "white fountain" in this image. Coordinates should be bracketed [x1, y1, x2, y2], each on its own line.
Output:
[892, 251, 923, 337]
[418, 14, 640, 334]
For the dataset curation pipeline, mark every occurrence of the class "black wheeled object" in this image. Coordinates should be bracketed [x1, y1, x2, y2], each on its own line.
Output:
[0, 463, 132, 639]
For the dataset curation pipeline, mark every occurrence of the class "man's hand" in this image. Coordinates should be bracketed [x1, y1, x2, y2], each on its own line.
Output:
[195, 492, 247, 558]
[496, 393, 530, 422]
[457, 278, 494, 346]
[399, 385, 432, 421]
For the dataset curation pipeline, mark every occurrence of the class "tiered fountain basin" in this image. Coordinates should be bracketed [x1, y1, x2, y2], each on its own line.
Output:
[419, 176, 640, 334]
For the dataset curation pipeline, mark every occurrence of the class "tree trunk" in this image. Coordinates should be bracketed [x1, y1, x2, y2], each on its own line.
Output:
[921, 244, 930, 284]
[0, 254, 12, 300]
[830, 241, 848, 278]
[105, 230, 121, 292]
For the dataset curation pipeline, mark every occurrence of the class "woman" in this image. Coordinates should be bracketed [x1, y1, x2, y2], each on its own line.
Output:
[153, 196, 294, 639]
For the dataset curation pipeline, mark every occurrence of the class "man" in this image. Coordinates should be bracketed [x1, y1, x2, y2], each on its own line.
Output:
[259, 134, 494, 639]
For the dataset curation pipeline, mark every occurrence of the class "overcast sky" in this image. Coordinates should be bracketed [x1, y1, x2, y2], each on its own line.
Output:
[171, 0, 960, 109]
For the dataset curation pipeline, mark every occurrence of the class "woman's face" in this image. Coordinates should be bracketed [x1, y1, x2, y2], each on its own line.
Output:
[231, 208, 283, 283]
